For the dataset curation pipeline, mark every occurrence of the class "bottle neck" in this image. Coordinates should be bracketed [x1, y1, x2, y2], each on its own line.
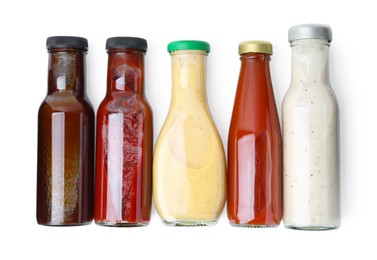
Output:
[240, 53, 272, 81]
[107, 49, 145, 97]
[47, 49, 86, 95]
[171, 50, 207, 103]
[291, 39, 330, 86]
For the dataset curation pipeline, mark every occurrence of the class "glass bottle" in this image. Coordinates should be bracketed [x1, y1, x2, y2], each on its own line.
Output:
[94, 37, 153, 226]
[153, 40, 226, 226]
[37, 36, 95, 226]
[282, 24, 340, 230]
[227, 41, 283, 227]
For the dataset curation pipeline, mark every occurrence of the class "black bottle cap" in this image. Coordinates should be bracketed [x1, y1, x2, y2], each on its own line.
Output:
[46, 36, 88, 51]
[106, 37, 147, 52]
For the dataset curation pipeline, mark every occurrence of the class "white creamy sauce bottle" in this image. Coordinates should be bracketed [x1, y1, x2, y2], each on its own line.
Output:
[282, 24, 340, 230]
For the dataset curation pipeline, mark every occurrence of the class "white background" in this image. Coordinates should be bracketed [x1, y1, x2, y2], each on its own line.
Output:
[0, 0, 375, 259]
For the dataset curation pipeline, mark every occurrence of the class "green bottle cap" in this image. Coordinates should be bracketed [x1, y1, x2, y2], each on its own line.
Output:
[167, 40, 210, 53]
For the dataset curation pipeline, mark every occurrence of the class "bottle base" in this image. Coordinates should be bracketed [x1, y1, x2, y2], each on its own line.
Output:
[37, 221, 92, 226]
[162, 219, 218, 227]
[285, 224, 339, 231]
[230, 223, 279, 228]
[96, 221, 149, 227]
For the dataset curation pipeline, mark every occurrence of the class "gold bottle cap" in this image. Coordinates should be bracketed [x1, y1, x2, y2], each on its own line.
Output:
[238, 40, 273, 55]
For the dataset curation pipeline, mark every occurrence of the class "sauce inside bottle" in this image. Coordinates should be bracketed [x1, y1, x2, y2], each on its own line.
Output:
[94, 37, 153, 226]
[153, 41, 226, 226]
[227, 41, 282, 227]
[37, 36, 95, 225]
[283, 24, 340, 230]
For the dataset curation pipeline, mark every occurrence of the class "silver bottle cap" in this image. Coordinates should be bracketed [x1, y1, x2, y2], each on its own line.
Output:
[288, 24, 332, 43]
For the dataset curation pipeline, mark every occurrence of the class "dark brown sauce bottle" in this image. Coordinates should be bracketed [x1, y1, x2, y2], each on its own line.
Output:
[37, 36, 95, 225]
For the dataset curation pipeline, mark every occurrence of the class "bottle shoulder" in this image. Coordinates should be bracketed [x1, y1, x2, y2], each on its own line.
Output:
[284, 83, 337, 99]
[98, 93, 152, 115]
[283, 84, 338, 112]
[157, 106, 222, 147]
[39, 91, 94, 114]
[164, 101, 216, 126]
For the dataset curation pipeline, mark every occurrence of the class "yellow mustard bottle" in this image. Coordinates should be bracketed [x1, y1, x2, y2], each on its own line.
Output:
[153, 40, 226, 226]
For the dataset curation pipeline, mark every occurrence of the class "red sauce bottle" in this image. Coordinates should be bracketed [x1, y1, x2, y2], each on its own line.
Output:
[227, 41, 282, 227]
[37, 36, 95, 225]
[94, 37, 153, 226]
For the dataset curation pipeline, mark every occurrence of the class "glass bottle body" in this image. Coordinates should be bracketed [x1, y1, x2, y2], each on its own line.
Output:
[94, 49, 153, 226]
[37, 48, 95, 225]
[228, 53, 283, 227]
[153, 50, 226, 226]
[282, 39, 340, 230]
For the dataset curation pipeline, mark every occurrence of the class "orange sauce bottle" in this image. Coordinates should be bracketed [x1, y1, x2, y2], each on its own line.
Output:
[227, 41, 282, 227]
